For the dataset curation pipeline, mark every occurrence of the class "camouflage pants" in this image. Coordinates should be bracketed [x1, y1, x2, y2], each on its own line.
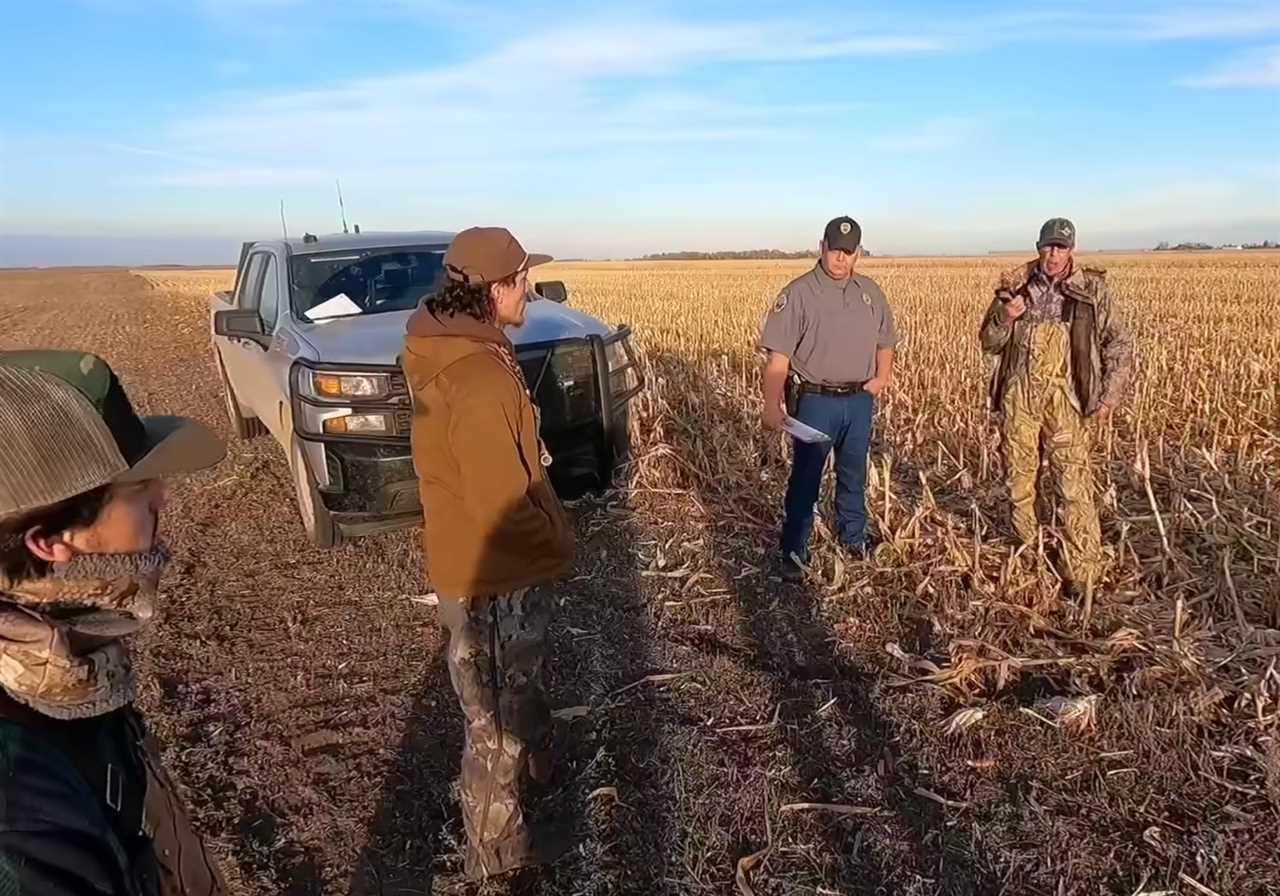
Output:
[1001, 325, 1103, 585]
[438, 587, 553, 879]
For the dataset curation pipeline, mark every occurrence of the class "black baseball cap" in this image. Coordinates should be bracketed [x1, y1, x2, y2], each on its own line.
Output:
[823, 216, 862, 253]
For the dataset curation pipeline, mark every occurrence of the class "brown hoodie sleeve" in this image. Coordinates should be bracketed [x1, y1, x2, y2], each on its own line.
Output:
[444, 356, 563, 560]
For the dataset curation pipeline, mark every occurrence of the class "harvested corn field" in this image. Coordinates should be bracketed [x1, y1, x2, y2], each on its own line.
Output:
[3, 252, 1278, 895]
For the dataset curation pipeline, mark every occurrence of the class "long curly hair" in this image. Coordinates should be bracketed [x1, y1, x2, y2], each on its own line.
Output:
[421, 272, 519, 323]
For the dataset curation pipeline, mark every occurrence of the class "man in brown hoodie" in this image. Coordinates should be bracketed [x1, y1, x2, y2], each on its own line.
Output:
[402, 227, 576, 879]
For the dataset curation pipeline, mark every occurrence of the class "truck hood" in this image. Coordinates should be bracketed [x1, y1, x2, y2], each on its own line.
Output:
[293, 300, 615, 366]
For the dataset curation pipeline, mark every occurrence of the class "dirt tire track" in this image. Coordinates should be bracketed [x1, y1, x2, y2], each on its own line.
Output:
[0, 271, 716, 896]
[1, 270, 441, 893]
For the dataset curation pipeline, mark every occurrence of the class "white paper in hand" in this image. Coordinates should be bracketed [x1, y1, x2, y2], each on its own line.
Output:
[304, 293, 362, 321]
[783, 416, 832, 444]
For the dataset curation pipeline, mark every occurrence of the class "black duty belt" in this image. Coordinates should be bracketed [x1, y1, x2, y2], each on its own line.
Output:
[799, 380, 865, 396]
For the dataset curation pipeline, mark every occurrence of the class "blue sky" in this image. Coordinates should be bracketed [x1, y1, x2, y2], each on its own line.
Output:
[1, 0, 1278, 264]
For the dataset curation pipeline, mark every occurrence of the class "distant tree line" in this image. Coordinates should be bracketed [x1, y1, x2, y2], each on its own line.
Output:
[1154, 240, 1278, 251]
[639, 248, 874, 260]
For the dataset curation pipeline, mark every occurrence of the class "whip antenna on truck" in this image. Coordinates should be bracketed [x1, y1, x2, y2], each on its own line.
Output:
[336, 179, 349, 234]
[279, 199, 289, 239]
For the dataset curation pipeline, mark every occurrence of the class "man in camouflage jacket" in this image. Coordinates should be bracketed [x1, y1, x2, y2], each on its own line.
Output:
[979, 218, 1134, 589]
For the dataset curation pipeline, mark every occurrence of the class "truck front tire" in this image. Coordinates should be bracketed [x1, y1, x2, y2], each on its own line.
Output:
[290, 438, 339, 548]
[217, 353, 266, 440]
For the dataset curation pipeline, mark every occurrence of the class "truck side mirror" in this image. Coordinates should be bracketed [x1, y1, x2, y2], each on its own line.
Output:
[534, 280, 568, 303]
[214, 309, 267, 342]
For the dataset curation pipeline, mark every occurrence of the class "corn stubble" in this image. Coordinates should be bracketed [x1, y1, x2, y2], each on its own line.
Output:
[536, 254, 1277, 745]
[145, 252, 1274, 727]
[143, 251, 1279, 797]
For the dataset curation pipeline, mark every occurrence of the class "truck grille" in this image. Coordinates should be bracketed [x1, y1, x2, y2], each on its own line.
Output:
[323, 334, 635, 444]
[519, 343, 599, 431]
[324, 450, 345, 492]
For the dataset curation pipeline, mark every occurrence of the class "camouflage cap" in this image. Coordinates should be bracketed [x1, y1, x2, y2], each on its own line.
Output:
[0, 350, 225, 519]
[1037, 217, 1076, 250]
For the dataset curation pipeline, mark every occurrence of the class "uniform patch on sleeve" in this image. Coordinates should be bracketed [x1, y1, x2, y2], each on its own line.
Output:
[773, 290, 789, 313]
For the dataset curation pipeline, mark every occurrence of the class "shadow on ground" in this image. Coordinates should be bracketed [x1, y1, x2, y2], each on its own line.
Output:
[348, 493, 682, 895]
[652, 350, 1001, 894]
[347, 640, 462, 894]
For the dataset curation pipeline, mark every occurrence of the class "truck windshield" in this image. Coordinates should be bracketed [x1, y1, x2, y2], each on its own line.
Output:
[290, 247, 446, 320]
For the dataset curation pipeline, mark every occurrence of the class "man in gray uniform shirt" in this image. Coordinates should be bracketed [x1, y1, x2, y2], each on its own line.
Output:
[758, 216, 899, 580]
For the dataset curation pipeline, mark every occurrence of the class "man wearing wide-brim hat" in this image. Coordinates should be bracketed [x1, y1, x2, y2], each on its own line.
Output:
[979, 218, 1134, 594]
[401, 227, 576, 878]
[0, 350, 227, 894]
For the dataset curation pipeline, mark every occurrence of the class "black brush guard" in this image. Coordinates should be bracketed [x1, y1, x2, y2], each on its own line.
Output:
[291, 327, 643, 506]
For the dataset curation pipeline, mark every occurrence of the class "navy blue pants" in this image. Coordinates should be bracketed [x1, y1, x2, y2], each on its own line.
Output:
[781, 390, 874, 562]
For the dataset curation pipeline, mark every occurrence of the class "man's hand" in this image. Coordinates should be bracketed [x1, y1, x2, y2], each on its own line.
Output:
[1092, 401, 1115, 420]
[1002, 295, 1027, 323]
[763, 400, 786, 432]
[761, 351, 791, 433]
[863, 376, 890, 397]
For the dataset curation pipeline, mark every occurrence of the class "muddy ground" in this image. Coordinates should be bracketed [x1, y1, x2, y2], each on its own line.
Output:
[1, 270, 1274, 896]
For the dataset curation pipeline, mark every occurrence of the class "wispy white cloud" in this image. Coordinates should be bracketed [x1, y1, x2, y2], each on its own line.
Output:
[99, 142, 223, 167]
[73, 0, 1280, 58]
[147, 17, 941, 182]
[164, 6, 1280, 191]
[988, 3, 1280, 42]
[198, 0, 494, 31]
[1179, 44, 1280, 88]
[147, 167, 332, 188]
[1137, 7, 1280, 40]
[868, 116, 978, 153]
[36, 2, 1280, 256]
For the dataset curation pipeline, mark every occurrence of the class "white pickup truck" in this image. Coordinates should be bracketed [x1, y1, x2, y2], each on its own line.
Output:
[210, 230, 642, 546]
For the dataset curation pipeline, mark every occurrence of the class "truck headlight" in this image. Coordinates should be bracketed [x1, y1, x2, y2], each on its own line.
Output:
[310, 372, 391, 400]
[323, 413, 394, 435]
[291, 362, 409, 441]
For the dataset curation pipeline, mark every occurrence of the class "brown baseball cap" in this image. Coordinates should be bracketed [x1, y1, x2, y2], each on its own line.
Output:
[444, 227, 552, 285]
[0, 351, 225, 519]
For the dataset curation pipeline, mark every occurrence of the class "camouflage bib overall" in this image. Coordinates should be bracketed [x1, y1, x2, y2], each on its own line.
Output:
[1001, 321, 1103, 585]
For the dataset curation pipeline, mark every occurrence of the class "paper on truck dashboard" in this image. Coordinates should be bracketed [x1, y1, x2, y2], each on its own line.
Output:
[783, 416, 832, 444]
[304, 293, 361, 321]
